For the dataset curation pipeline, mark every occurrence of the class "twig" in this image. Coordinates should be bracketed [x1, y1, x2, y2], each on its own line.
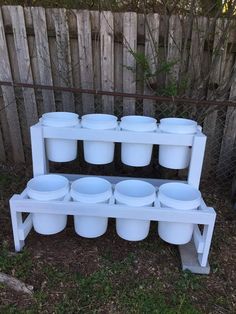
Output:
[0, 272, 33, 295]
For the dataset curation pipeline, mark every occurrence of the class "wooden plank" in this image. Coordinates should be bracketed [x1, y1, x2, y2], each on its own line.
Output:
[0, 96, 11, 160]
[166, 15, 182, 86]
[216, 20, 236, 175]
[188, 16, 208, 98]
[114, 12, 123, 116]
[122, 12, 137, 115]
[208, 19, 231, 98]
[67, 10, 81, 114]
[77, 10, 94, 114]
[0, 119, 6, 161]
[204, 19, 232, 176]
[46, 9, 60, 109]
[0, 8, 24, 162]
[31, 6, 55, 113]
[90, 11, 101, 111]
[51, 8, 75, 112]
[8, 6, 38, 129]
[136, 13, 145, 100]
[143, 13, 159, 117]
[217, 68, 236, 175]
[180, 15, 193, 82]
[100, 11, 114, 114]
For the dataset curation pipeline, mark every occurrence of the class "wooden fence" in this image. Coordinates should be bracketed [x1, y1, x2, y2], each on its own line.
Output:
[0, 5, 236, 182]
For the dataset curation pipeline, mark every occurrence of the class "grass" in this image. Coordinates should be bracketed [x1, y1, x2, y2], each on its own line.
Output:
[0, 243, 32, 281]
[54, 261, 200, 314]
[0, 242, 200, 313]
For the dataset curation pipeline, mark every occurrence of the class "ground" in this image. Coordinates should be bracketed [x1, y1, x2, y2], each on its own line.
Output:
[0, 163, 235, 313]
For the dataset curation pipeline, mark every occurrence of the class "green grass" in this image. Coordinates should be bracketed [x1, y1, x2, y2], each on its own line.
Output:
[53, 257, 200, 313]
[0, 241, 201, 313]
[0, 244, 32, 281]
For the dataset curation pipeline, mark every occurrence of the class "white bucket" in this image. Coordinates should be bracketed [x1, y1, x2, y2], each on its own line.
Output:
[42, 112, 79, 162]
[120, 115, 157, 167]
[114, 180, 156, 241]
[157, 182, 201, 245]
[71, 177, 112, 238]
[27, 174, 69, 235]
[81, 114, 118, 164]
[159, 118, 198, 169]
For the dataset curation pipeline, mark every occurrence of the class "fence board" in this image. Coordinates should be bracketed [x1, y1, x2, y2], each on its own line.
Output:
[143, 13, 160, 117]
[136, 13, 145, 99]
[91, 10, 101, 92]
[188, 16, 208, 98]
[0, 8, 24, 162]
[69, 12, 81, 114]
[209, 19, 229, 89]
[100, 11, 114, 114]
[0, 96, 10, 160]
[167, 15, 182, 85]
[8, 6, 38, 130]
[123, 12, 137, 115]
[51, 8, 75, 112]
[216, 20, 236, 175]
[31, 7, 55, 112]
[217, 66, 236, 175]
[0, 123, 5, 162]
[114, 12, 123, 116]
[77, 10, 94, 114]
[204, 19, 233, 176]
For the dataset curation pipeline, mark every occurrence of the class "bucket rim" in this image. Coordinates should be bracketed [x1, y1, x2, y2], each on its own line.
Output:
[158, 182, 201, 210]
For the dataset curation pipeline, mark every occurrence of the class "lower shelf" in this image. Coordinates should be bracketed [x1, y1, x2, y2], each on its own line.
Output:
[9, 176, 216, 274]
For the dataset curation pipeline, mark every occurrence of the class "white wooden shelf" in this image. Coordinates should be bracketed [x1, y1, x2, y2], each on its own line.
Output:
[31, 122, 207, 190]
[9, 121, 216, 274]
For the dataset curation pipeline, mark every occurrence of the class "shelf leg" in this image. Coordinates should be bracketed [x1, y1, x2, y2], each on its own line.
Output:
[197, 218, 216, 268]
[10, 208, 25, 252]
[30, 123, 48, 177]
[188, 134, 206, 189]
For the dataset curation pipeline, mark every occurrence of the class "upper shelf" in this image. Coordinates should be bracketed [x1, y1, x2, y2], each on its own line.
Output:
[33, 122, 206, 146]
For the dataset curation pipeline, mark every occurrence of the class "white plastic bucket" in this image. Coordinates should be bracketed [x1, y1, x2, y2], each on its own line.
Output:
[120, 116, 157, 167]
[27, 174, 69, 235]
[114, 180, 156, 241]
[157, 182, 201, 245]
[42, 112, 79, 162]
[159, 118, 198, 169]
[81, 114, 118, 164]
[71, 177, 112, 238]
